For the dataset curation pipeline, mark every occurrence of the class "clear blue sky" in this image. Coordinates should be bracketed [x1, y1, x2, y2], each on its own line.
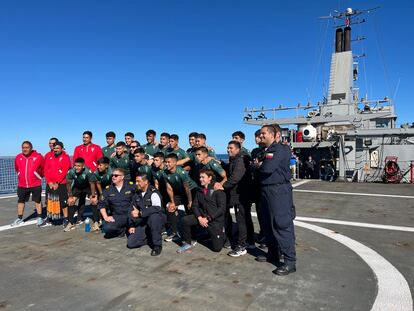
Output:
[1, 0, 413, 156]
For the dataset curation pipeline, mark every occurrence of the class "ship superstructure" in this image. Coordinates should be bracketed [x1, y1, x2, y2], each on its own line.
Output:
[243, 7, 414, 182]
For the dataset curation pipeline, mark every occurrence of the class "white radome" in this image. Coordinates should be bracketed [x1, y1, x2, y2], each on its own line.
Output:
[346, 8, 353, 15]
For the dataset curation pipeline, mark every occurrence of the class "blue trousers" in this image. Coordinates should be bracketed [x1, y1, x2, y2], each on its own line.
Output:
[127, 213, 166, 248]
[261, 183, 296, 263]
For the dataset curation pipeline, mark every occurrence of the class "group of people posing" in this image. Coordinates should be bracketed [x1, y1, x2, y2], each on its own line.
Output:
[13, 125, 297, 276]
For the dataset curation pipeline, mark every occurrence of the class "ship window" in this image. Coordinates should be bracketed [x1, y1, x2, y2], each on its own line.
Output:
[375, 119, 389, 128]
[331, 93, 346, 100]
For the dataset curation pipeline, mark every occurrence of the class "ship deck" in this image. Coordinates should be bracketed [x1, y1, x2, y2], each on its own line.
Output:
[0, 180, 413, 311]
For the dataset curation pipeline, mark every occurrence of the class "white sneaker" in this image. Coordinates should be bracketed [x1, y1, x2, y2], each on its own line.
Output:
[63, 223, 76, 232]
[11, 218, 23, 226]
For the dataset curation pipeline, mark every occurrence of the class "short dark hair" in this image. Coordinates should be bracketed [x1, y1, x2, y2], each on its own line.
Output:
[232, 131, 245, 140]
[97, 157, 110, 165]
[170, 134, 179, 141]
[125, 132, 134, 138]
[196, 146, 209, 154]
[165, 153, 178, 161]
[146, 129, 156, 136]
[228, 140, 241, 149]
[116, 141, 126, 147]
[106, 131, 116, 138]
[22, 141, 33, 149]
[136, 173, 148, 182]
[189, 132, 198, 138]
[160, 132, 170, 139]
[83, 131, 93, 138]
[199, 169, 216, 182]
[254, 129, 261, 137]
[131, 140, 141, 147]
[262, 125, 279, 136]
[74, 157, 85, 164]
[54, 141, 64, 148]
[133, 147, 145, 155]
[153, 152, 165, 159]
[49, 137, 59, 142]
[196, 133, 206, 140]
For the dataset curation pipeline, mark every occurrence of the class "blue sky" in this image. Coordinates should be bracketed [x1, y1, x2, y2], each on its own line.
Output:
[1, 0, 413, 155]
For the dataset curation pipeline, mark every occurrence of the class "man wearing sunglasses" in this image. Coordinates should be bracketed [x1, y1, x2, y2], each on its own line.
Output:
[98, 168, 136, 238]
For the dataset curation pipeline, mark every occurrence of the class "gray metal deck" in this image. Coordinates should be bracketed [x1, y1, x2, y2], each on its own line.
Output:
[0, 180, 413, 311]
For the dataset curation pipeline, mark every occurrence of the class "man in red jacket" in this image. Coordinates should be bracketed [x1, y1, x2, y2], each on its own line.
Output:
[43, 141, 71, 227]
[73, 131, 103, 171]
[12, 141, 44, 226]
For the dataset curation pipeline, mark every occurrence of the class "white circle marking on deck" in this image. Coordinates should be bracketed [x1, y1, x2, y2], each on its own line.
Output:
[295, 220, 413, 311]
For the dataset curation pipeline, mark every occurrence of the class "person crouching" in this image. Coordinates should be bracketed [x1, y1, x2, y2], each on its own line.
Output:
[127, 174, 166, 256]
[177, 169, 226, 253]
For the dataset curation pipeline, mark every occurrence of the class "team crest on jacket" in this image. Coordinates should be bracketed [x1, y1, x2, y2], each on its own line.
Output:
[265, 153, 274, 159]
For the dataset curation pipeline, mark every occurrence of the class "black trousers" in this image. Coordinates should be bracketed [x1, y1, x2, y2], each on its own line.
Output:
[225, 202, 255, 246]
[182, 215, 224, 252]
[166, 193, 193, 234]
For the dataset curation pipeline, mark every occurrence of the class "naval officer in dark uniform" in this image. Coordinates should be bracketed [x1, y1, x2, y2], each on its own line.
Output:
[98, 168, 136, 238]
[255, 125, 296, 275]
[127, 174, 166, 256]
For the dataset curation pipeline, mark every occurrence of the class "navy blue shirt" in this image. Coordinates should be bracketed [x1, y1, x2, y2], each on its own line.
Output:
[98, 182, 136, 216]
[259, 142, 292, 185]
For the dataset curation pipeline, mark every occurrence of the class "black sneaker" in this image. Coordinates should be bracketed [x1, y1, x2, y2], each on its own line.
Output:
[272, 264, 296, 276]
[151, 246, 162, 256]
[228, 246, 247, 257]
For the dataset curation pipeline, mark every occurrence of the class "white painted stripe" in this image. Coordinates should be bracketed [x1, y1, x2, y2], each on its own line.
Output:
[294, 189, 414, 199]
[0, 192, 46, 200]
[291, 180, 311, 188]
[0, 219, 37, 232]
[296, 216, 414, 233]
[0, 194, 18, 199]
[295, 220, 413, 311]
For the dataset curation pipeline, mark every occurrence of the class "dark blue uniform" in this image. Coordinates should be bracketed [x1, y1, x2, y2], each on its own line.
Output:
[127, 185, 166, 249]
[259, 142, 296, 265]
[98, 182, 136, 238]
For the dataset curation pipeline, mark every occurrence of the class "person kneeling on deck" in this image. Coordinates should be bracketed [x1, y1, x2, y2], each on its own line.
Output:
[177, 169, 226, 254]
[127, 174, 166, 256]
[98, 168, 135, 238]
[65, 157, 99, 232]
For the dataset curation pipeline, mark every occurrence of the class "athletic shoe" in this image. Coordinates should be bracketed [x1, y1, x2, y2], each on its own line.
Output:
[164, 233, 180, 242]
[91, 222, 100, 232]
[76, 220, 84, 226]
[176, 242, 194, 254]
[63, 223, 76, 232]
[228, 246, 247, 257]
[62, 219, 69, 228]
[11, 218, 23, 226]
[191, 240, 198, 247]
[39, 218, 52, 228]
[36, 217, 43, 226]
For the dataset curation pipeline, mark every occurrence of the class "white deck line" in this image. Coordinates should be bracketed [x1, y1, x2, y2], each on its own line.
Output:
[295, 216, 414, 232]
[291, 180, 311, 188]
[295, 220, 413, 311]
[0, 219, 37, 232]
[293, 189, 414, 199]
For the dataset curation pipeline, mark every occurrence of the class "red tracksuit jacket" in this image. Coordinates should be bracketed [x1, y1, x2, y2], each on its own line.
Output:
[44, 151, 71, 184]
[15, 150, 44, 188]
[73, 143, 102, 171]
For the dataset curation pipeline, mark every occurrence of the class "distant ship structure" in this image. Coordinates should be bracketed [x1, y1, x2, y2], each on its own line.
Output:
[244, 7, 414, 182]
